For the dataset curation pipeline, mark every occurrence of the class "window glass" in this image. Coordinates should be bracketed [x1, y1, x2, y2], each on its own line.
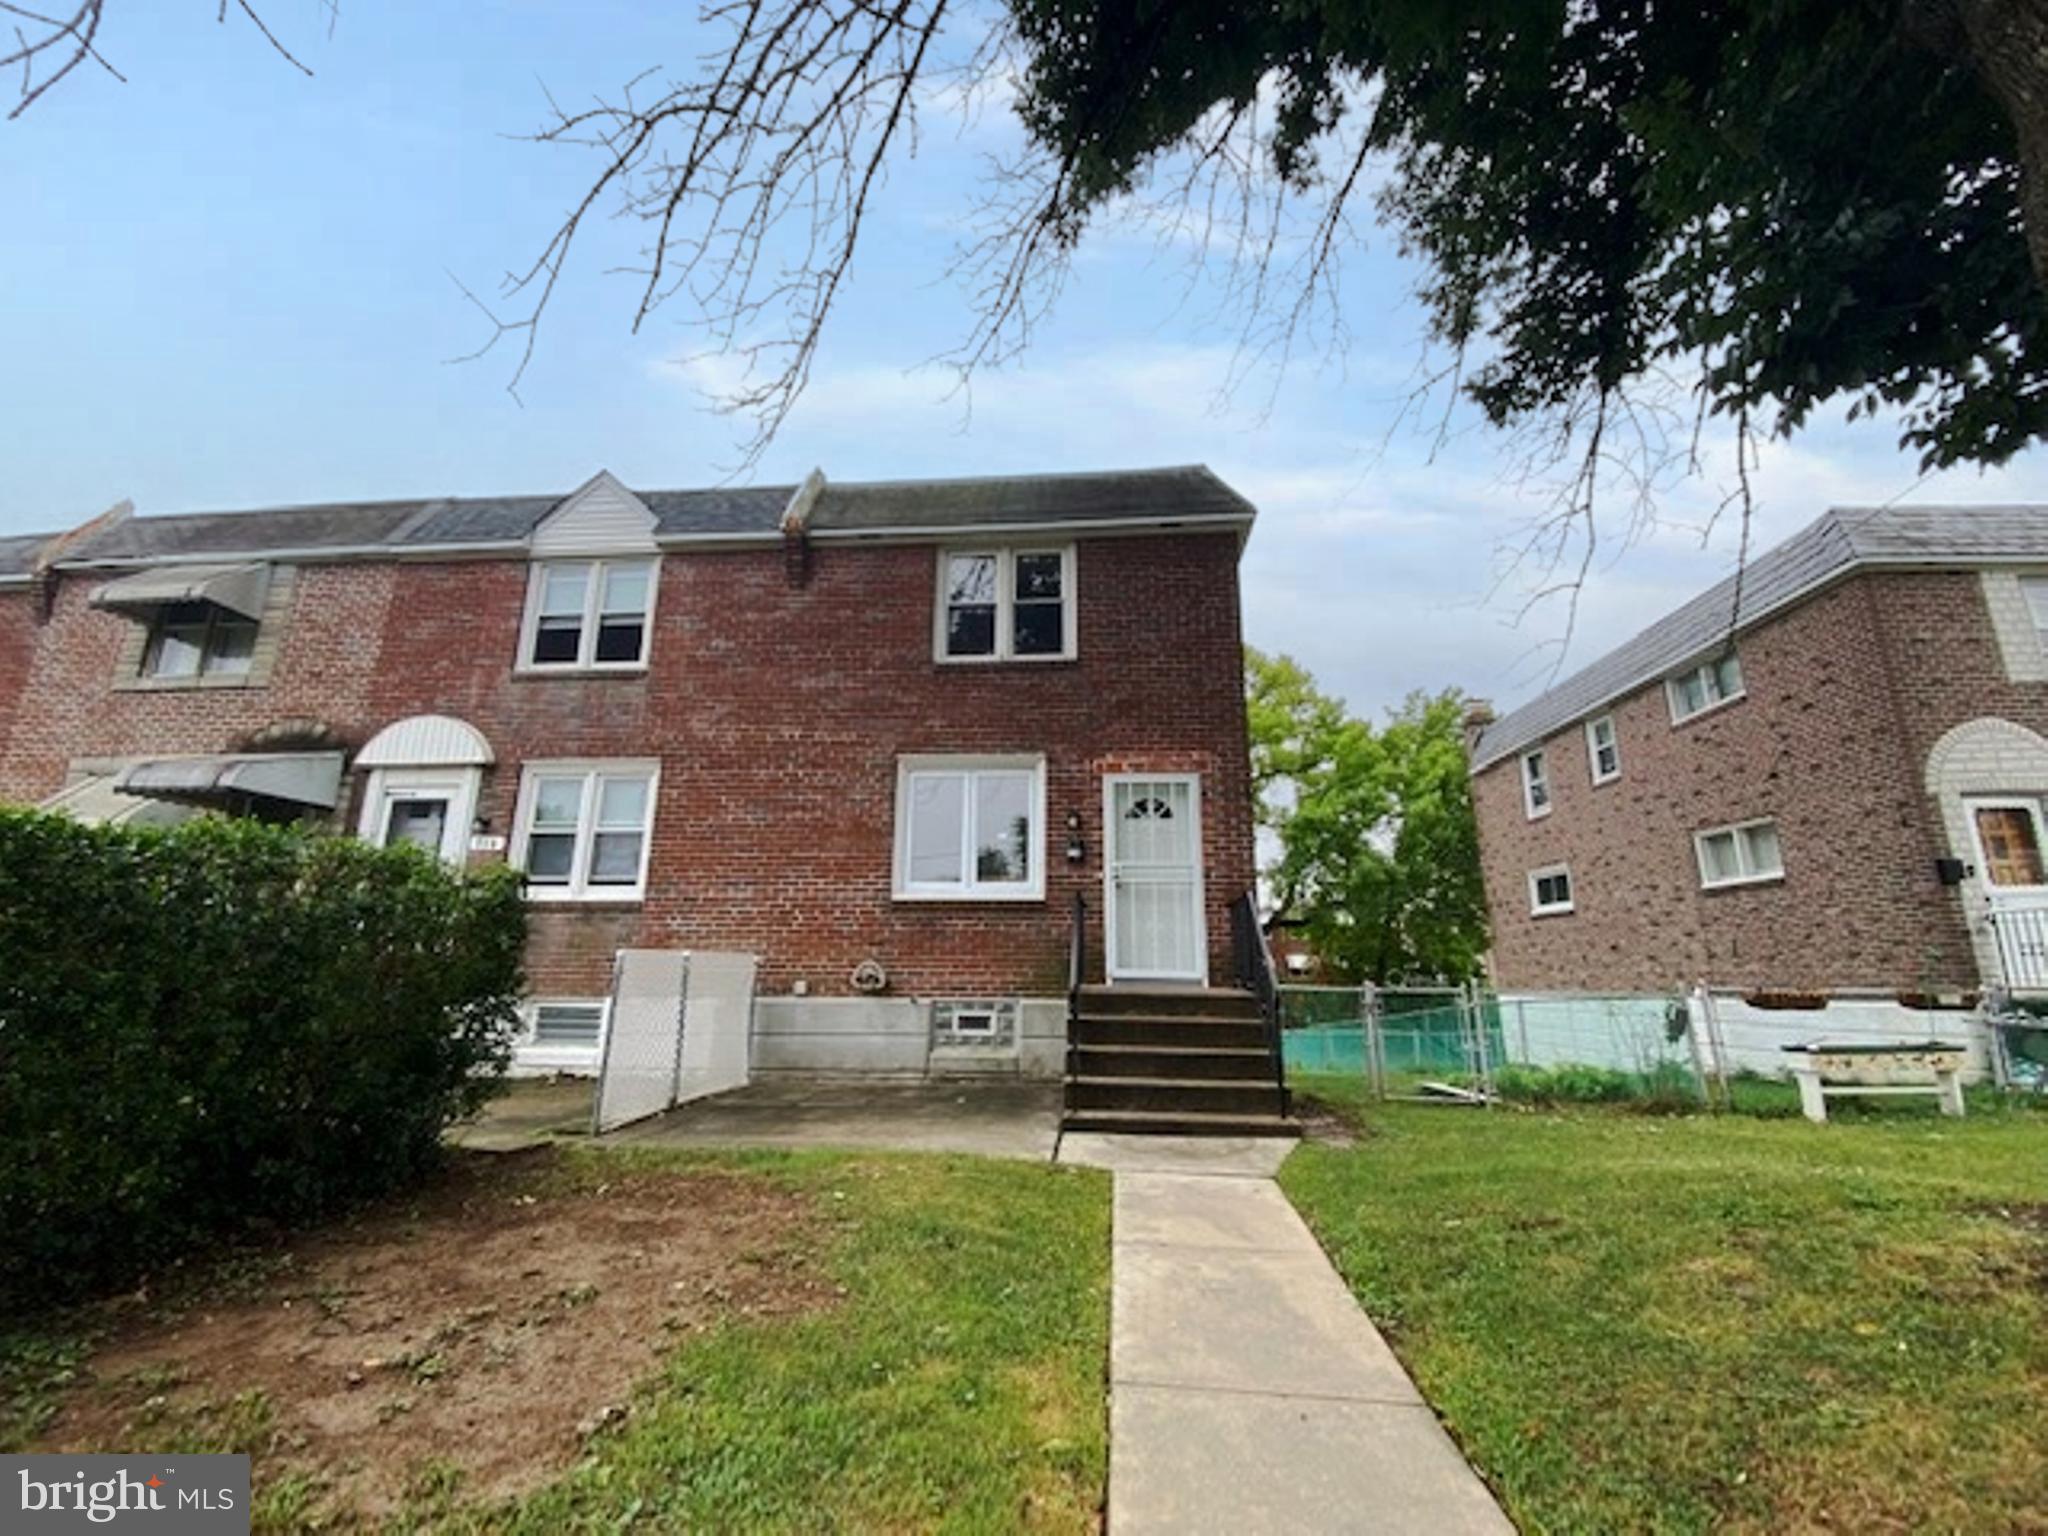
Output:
[897, 760, 1043, 897]
[588, 774, 649, 884]
[1523, 750, 1550, 813]
[1975, 806, 2045, 887]
[2024, 577, 2048, 643]
[594, 562, 651, 664]
[1589, 717, 1619, 780]
[533, 1002, 605, 1045]
[945, 555, 999, 657]
[1012, 552, 1065, 656]
[1713, 653, 1744, 699]
[907, 773, 967, 883]
[524, 776, 585, 885]
[147, 619, 207, 678]
[518, 767, 656, 896]
[1532, 869, 1572, 911]
[1699, 831, 1740, 884]
[532, 565, 589, 666]
[1742, 820, 1783, 877]
[204, 616, 257, 676]
[973, 772, 1032, 883]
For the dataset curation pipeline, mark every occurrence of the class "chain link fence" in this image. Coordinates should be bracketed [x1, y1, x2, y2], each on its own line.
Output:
[1283, 980, 2031, 1111]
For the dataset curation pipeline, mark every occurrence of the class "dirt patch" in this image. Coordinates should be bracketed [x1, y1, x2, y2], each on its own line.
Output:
[36, 1149, 829, 1517]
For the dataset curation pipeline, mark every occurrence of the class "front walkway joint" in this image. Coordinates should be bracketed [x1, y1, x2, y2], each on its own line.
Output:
[1093, 1153, 1512, 1533]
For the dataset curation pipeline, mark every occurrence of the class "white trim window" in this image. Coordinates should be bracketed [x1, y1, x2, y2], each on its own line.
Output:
[1585, 715, 1620, 785]
[1667, 651, 1745, 722]
[1529, 865, 1575, 916]
[1695, 817, 1784, 889]
[520, 558, 657, 671]
[893, 754, 1046, 900]
[935, 547, 1076, 662]
[1521, 748, 1552, 819]
[512, 761, 659, 901]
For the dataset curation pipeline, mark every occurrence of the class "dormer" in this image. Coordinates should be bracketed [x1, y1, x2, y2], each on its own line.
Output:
[517, 471, 660, 674]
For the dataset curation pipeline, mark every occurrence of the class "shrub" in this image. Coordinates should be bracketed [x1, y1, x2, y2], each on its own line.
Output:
[0, 809, 524, 1312]
[1490, 1061, 1700, 1112]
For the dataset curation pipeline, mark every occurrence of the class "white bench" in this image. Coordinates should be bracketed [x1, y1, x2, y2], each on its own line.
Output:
[1780, 1042, 1967, 1123]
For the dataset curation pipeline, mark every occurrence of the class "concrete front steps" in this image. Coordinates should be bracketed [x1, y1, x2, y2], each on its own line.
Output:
[1063, 985, 1299, 1138]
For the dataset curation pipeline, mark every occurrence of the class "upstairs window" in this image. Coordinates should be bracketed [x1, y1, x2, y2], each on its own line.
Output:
[143, 601, 257, 680]
[1586, 715, 1620, 784]
[521, 559, 655, 670]
[894, 755, 1045, 899]
[513, 762, 658, 900]
[1668, 651, 1744, 722]
[938, 547, 1075, 662]
[1695, 818, 1784, 889]
[1529, 865, 1575, 916]
[1522, 748, 1551, 819]
[2023, 577, 2048, 651]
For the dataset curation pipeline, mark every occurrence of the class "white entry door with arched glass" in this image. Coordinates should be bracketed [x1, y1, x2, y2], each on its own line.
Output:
[1103, 773, 1207, 983]
[353, 715, 493, 868]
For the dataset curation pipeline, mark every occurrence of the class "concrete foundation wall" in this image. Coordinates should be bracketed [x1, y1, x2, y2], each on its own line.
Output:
[751, 996, 1067, 1079]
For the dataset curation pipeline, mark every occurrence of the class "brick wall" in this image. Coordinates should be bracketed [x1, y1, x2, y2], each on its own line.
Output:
[1, 533, 1256, 1000]
[0, 589, 35, 762]
[1472, 571, 1981, 994]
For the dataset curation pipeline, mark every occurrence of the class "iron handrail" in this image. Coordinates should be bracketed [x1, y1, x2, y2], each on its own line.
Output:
[1067, 891, 1087, 1077]
[1229, 890, 1290, 1115]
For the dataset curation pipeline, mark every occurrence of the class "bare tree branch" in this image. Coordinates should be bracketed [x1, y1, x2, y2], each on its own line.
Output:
[4, 1, 320, 119]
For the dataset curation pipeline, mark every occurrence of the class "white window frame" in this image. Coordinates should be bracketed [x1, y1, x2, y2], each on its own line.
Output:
[1585, 715, 1620, 785]
[517, 558, 659, 673]
[2023, 576, 2048, 653]
[1666, 651, 1746, 724]
[1528, 864, 1575, 917]
[1694, 816, 1785, 890]
[518, 997, 611, 1067]
[510, 759, 660, 902]
[892, 753, 1047, 901]
[1521, 748, 1552, 819]
[933, 546, 1077, 664]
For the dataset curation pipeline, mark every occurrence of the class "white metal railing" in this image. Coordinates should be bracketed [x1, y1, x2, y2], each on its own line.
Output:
[1989, 903, 2048, 991]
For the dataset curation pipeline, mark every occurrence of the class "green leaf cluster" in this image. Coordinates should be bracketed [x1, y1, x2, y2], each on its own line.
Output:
[0, 810, 525, 1312]
[1247, 650, 1487, 983]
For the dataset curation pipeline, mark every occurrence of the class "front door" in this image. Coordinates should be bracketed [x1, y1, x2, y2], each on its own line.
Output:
[359, 769, 477, 866]
[1105, 774, 1207, 982]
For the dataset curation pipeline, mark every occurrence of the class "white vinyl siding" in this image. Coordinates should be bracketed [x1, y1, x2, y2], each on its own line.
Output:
[1667, 652, 1745, 722]
[512, 761, 659, 901]
[1529, 865, 1575, 916]
[1585, 715, 1620, 784]
[1522, 749, 1551, 819]
[935, 547, 1076, 662]
[519, 558, 657, 671]
[893, 755, 1046, 900]
[1695, 818, 1784, 889]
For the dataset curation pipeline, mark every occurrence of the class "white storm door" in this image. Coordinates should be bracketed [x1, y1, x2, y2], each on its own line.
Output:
[358, 769, 478, 866]
[1104, 774, 1207, 982]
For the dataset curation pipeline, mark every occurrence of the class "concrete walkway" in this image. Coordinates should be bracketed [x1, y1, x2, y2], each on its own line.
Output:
[1108, 1165, 1513, 1534]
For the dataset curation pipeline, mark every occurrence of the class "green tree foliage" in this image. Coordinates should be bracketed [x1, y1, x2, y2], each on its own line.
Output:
[0, 811, 525, 1310]
[1005, 0, 2048, 472]
[1247, 655, 1487, 983]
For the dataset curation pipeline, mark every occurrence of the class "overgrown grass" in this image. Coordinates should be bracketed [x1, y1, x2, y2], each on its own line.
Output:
[3, 1149, 1112, 1534]
[1281, 1077, 2048, 1532]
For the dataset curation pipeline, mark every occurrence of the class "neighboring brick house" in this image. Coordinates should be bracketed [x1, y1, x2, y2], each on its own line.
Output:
[1466, 505, 2048, 1002]
[0, 467, 1260, 1078]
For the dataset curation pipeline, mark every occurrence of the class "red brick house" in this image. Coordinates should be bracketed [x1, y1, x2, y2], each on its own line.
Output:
[1466, 504, 2048, 1007]
[0, 467, 1263, 1084]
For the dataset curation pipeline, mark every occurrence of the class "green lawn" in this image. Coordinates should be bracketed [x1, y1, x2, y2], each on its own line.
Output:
[1281, 1077, 2048, 1533]
[4, 1148, 1111, 1534]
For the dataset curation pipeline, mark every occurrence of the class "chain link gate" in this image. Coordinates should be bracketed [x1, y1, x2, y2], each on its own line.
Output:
[591, 949, 756, 1134]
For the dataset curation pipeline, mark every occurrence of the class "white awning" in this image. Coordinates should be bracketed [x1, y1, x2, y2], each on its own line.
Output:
[116, 751, 344, 811]
[90, 562, 271, 620]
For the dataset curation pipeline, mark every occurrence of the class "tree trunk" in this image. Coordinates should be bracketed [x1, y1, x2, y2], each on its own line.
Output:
[1949, 0, 2048, 292]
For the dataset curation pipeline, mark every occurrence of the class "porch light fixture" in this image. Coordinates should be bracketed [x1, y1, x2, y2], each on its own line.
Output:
[1064, 808, 1086, 864]
[472, 813, 493, 835]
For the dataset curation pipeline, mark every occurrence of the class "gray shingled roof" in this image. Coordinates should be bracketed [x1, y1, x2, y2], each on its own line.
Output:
[50, 465, 1253, 566]
[1470, 503, 2048, 770]
[0, 532, 54, 580]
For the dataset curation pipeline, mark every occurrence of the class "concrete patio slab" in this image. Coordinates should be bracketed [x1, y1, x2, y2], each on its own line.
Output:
[1109, 1169, 1510, 1534]
[1112, 1382, 1514, 1535]
[605, 1077, 1061, 1161]
[447, 1077, 593, 1151]
[1056, 1131, 1295, 1178]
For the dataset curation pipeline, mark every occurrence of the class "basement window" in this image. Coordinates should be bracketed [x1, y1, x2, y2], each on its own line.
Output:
[932, 999, 1017, 1048]
[530, 1000, 607, 1048]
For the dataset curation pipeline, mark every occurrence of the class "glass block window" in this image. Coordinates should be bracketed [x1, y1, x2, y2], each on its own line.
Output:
[931, 999, 1018, 1048]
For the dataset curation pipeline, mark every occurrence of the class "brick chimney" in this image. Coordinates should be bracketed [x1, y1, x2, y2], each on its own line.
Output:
[780, 468, 826, 587]
[1461, 698, 1497, 758]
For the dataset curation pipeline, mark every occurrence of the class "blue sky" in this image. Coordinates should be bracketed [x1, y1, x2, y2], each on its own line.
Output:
[9, 2, 2048, 721]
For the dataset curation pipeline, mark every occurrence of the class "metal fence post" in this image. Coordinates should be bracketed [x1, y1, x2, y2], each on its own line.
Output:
[1364, 982, 1386, 1099]
[1469, 979, 1496, 1105]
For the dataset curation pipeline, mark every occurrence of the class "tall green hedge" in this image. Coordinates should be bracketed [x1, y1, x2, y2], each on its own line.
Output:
[0, 809, 525, 1312]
